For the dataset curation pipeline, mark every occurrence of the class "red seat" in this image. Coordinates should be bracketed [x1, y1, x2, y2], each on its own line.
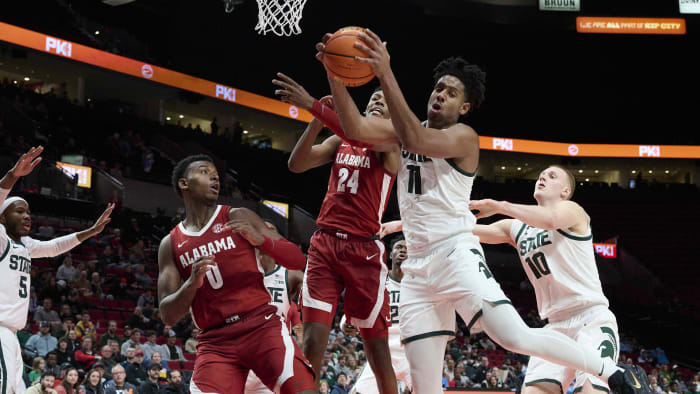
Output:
[120, 300, 135, 310]
[96, 327, 107, 335]
[184, 353, 196, 361]
[182, 361, 195, 371]
[167, 361, 181, 370]
[89, 309, 105, 319]
[105, 311, 122, 321]
[156, 336, 167, 345]
[103, 299, 119, 309]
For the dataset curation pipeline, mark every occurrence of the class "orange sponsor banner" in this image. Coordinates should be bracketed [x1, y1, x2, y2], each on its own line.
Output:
[0, 22, 313, 122]
[481, 136, 700, 159]
[576, 17, 686, 34]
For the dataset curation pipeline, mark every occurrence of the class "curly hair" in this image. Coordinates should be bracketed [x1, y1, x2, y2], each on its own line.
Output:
[432, 56, 486, 112]
[171, 154, 215, 198]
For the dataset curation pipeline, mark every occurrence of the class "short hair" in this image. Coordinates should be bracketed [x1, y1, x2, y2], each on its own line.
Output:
[372, 85, 383, 94]
[432, 56, 486, 113]
[145, 330, 156, 337]
[168, 370, 182, 380]
[389, 234, 405, 251]
[41, 372, 56, 380]
[171, 154, 215, 198]
[550, 165, 576, 200]
[112, 364, 125, 373]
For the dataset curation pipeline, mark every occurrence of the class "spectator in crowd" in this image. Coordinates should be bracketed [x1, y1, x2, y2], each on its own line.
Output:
[120, 348, 137, 369]
[160, 370, 187, 394]
[55, 338, 75, 366]
[479, 335, 497, 351]
[39, 278, 63, 307]
[63, 330, 81, 354]
[88, 272, 103, 299]
[109, 340, 125, 364]
[74, 337, 100, 372]
[58, 304, 74, 323]
[17, 322, 33, 348]
[133, 263, 152, 288]
[80, 368, 105, 394]
[28, 356, 46, 384]
[143, 351, 169, 372]
[26, 372, 58, 394]
[125, 349, 149, 386]
[121, 330, 142, 355]
[75, 271, 91, 294]
[66, 291, 90, 316]
[319, 380, 330, 394]
[137, 290, 155, 309]
[473, 355, 489, 384]
[98, 321, 121, 348]
[45, 352, 61, 376]
[24, 321, 58, 358]
[141, 330, 163, 361]
[331, 372, 350, 394]
[145, 309, 164, 334]
[34, 299, 61, 325]
[99, 345, 118, 381]
[75, 312, 96, 341]
[125, 306, 148, 331]
[487, 374, 503, 389]
[55, 367, 80, 394]
[444, 358, 456, 381]
[161, 331, 184, 361]
[98, 245, 118, 270]
[184, 328, 199, 354]
[37, 219, 55, 239]
[56, 255, 79, 284]
[53, 317, 75, 341]
[139, 364, 163, 394]
[104, 364, 137, 394]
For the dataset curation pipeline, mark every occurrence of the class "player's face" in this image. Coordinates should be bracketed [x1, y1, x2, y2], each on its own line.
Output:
[390, 240, 407, 268]
[0, 201, 31, 237]
[427, 75, 470, 127]
[365, 90, 389, 119]
[181, 161, 220, 201]
[534, 167, 571, 202]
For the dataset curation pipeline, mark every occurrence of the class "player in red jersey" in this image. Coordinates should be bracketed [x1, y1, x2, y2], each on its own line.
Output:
[157, 154, 315, 394]
[273, 73, 399, 393]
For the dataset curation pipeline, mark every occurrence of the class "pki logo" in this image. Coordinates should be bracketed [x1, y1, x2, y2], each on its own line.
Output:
[493, 138, 513, 151]
[594, 243, 617, 258]
[45, 37, 72, 57]
[215, 85, 236, 102]
[639, 146, 660, 157]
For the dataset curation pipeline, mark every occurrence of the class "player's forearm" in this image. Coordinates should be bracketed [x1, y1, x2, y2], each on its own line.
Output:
[378, 70, 425, 151]
[0, 170, 19, 192]
[159, 283, 199, 326]
[30, 234, 81, 258]
[327, 75, 376, 144]
[258, 236, 306, 270]
[288, 119, 324, 173]
[499, 202, 558, 230]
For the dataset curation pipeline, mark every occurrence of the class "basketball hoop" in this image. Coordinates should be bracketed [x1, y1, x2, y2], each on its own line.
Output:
[255, 0, 308, 36]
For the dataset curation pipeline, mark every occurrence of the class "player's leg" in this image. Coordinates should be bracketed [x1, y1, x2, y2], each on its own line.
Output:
[0, 327, 27, 394]
[245, 370, 274, 394]
[342, 239, 396, 394]
[521, 353, 575, 394]
[189, 352, 247, 393]
[571, 308, 621, 394]
[404, 335, 450, 394]
[300, 233, 343, 387]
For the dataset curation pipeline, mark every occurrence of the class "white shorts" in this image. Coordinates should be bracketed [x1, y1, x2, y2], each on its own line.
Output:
[399, 235, 509, 344]
[524, 306, 620, 393]
[244, 370, 273, 394]
[350, 346, 412, 394]
[0, 325, 26, 394]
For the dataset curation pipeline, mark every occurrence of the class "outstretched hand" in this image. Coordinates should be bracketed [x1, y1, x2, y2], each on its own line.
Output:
[90, 203, 115, 234]
[272, 73, 315, 110]
[11, 146, 43, 177]
[353, 29, 391, 79]
[469, 199, 503, 219]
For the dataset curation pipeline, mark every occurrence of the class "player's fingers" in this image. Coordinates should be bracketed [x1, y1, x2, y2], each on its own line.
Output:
[353, 41, 374, 55]
[321, 33, 332, 43]
[30, 157, 42, 169]
[364, 28, 382, 44]
[271, 79, 294, 91]
[354, 56, 376, 64]
[275, 72, 296, 85]
[357, 33, 379, 51]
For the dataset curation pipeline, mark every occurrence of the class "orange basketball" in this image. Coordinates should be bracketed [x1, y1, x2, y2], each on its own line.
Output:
[322, 26, 375, 87]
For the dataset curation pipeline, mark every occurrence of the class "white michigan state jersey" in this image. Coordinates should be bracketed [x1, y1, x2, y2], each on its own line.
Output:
[509, 219, 609, 321]
[264, 265, 290, 320]
[398, 143, 477, 256]
[386, 274, 402, 351]
[0, 224, 32, 331]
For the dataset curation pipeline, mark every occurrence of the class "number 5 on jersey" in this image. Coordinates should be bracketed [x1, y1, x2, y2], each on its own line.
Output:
[337, 168, 359, 194]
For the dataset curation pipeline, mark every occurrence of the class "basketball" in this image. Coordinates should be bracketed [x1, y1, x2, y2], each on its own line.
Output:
[322, 26, 375, 87]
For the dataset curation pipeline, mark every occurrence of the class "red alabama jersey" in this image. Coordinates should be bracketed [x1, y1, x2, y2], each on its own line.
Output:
[316, 143, 396, 238]
[169, 205, 270, 331]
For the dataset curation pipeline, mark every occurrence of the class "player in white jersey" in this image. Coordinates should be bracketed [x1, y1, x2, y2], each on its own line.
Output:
[0, 146, 114, 394]
[471, 165, 650, 394]
[317, 30, 649, 394]
[245, 221, 304, 394]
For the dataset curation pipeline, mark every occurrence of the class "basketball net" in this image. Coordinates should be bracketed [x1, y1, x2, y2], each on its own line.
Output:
[255, 0, 308, 36]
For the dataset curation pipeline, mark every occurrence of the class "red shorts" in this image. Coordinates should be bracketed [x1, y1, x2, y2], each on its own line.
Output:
[301, 230, 391, 338]
[191, 304, 315, 394]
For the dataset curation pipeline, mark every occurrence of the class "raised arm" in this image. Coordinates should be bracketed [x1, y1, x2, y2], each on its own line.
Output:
[157, 234, 217, 326]
[225, 208, 306, 270]
[470, 199, 587, 232]
[473, 219, 516, 247]
[351, 30, 478, 159]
